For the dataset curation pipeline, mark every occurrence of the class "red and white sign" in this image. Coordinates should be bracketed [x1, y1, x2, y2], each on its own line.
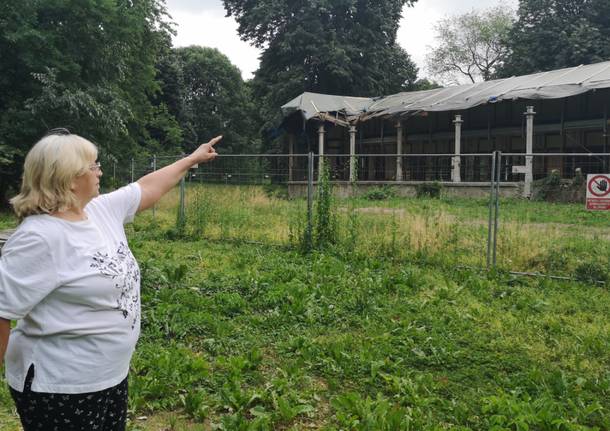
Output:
[586, 174, 610, 210]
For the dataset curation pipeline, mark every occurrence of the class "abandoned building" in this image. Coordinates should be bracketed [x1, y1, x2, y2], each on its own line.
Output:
[280, 60, 610, 197]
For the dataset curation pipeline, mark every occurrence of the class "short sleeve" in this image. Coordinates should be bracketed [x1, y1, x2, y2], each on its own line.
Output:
[88, 183, 142, 225]
[0, 230, 59, 320]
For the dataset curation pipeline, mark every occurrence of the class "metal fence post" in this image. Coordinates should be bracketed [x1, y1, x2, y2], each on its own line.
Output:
[493, 151, 502, 267]
[306, 152, 314, 250]
[487, 151, 497, 268]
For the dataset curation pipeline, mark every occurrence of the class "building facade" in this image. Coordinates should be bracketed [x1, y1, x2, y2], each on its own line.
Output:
[281, 61, 610, 196]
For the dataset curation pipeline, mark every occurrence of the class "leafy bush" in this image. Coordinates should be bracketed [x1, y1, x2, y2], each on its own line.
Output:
[215, 291, 247, 316]
[415, 181, 442, 198]
[575, 260, 609, 284]
[162, 263, 189, 284]
[533, 169, 562, 201]
[263, 184, 289, 200]
[533, 169, 585, 202]
[482, 390, 604, 430]
[180, 389, 211, 422]
[332, 392, 417, 430]
[138, 258, 169, 290]
[129, 343, 210, 412]
[362, 185, 396, 200]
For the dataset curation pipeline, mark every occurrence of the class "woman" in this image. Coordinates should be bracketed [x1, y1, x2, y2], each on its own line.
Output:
[0, 129, 220, 431]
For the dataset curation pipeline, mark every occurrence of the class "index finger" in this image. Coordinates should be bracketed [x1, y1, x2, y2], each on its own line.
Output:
[209, 135, 222, 146]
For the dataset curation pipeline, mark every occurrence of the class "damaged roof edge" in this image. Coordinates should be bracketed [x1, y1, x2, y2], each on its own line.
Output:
[280, 60, 610, 126]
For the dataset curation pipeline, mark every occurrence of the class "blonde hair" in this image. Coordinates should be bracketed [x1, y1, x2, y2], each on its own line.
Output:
[11, 133, 98, 218]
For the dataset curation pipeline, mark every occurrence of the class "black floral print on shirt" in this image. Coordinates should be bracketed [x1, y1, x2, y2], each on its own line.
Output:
[90, 242, 140, 329]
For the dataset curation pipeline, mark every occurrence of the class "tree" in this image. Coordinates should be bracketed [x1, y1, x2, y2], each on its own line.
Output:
[425, 7, 514, 85]
[223, 0, 419, 148]
[499, 0, 610, 77]
[0, 0, 175, 201]
[412, 78, 443, 91]
[156, 47, 259, 154]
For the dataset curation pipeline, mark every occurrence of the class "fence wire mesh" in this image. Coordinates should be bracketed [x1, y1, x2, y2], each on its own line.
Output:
[494, 153, 610, 282]
[117, 152, 610, 283]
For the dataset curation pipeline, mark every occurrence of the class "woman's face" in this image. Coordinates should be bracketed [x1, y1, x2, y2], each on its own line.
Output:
[72, 157, 103, 205]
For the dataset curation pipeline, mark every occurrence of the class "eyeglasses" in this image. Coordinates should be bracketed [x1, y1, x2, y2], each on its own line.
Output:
[89, 162, 102, 172]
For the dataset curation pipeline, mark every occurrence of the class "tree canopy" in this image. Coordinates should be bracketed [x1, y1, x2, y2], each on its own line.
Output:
[0, 0, 178, 198]
[0, 1, 261, 202]
[499, 0, 610, 76]
[223, 0, 419, 143]
[425, 7, 514, 84]
[157, 46, 259, 154]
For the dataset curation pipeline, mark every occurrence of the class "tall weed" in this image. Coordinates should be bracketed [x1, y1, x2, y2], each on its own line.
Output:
[314, 158, 337, 249]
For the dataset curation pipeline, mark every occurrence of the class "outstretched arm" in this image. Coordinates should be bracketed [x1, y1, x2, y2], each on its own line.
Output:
[0, 318, 9, 368]
[137, 136, 222, 212]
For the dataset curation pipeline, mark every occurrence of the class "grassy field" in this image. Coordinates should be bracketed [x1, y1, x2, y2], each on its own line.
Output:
[145, 183, 610, 279]
[1, 184, 609, 430]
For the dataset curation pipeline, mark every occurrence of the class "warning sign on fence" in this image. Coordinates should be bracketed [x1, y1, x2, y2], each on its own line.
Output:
[586, 174, 610, 210]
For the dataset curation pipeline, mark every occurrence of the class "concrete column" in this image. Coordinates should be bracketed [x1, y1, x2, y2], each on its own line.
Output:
[317, 124, 325, 180]
[349, 125, 357, 182]
[395, 121, 403, 181]
[524, 106, 536, 198]
[452, 115, 463, 182]
[288, 133, 295, 182]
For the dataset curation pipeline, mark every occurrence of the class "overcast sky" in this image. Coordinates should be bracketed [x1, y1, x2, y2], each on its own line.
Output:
[166, 0, 519, 81]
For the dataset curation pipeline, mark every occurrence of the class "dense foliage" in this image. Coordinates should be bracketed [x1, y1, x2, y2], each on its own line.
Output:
[157, 46, 259, 154]
[0, 1, 258, 204]
[0, 0, 177, 200]
[499, 0, 610, 76]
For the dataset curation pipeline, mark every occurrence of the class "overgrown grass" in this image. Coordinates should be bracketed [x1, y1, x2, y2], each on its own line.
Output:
[6, 239, 606, 430]
[1, 184, 609, 430]
[135, 184, 610, 278]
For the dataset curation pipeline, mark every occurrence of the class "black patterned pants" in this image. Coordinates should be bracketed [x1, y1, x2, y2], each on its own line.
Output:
[9, 365, 128, 431]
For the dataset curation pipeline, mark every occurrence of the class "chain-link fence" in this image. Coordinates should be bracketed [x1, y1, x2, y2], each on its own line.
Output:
[117, 152, 610, 282]
[491, 152, 610, 282]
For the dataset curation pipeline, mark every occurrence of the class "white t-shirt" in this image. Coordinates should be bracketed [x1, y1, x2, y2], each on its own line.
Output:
[0, 183, 142, 393]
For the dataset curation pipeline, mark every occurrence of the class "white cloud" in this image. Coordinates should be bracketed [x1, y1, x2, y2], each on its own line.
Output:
[397, 2, 443, 77]
[165, 0, 224, 14]
[169, 8, 261, 80]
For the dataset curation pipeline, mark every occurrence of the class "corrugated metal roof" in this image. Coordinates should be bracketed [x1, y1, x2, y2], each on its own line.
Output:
[281, 60, 610, 124]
